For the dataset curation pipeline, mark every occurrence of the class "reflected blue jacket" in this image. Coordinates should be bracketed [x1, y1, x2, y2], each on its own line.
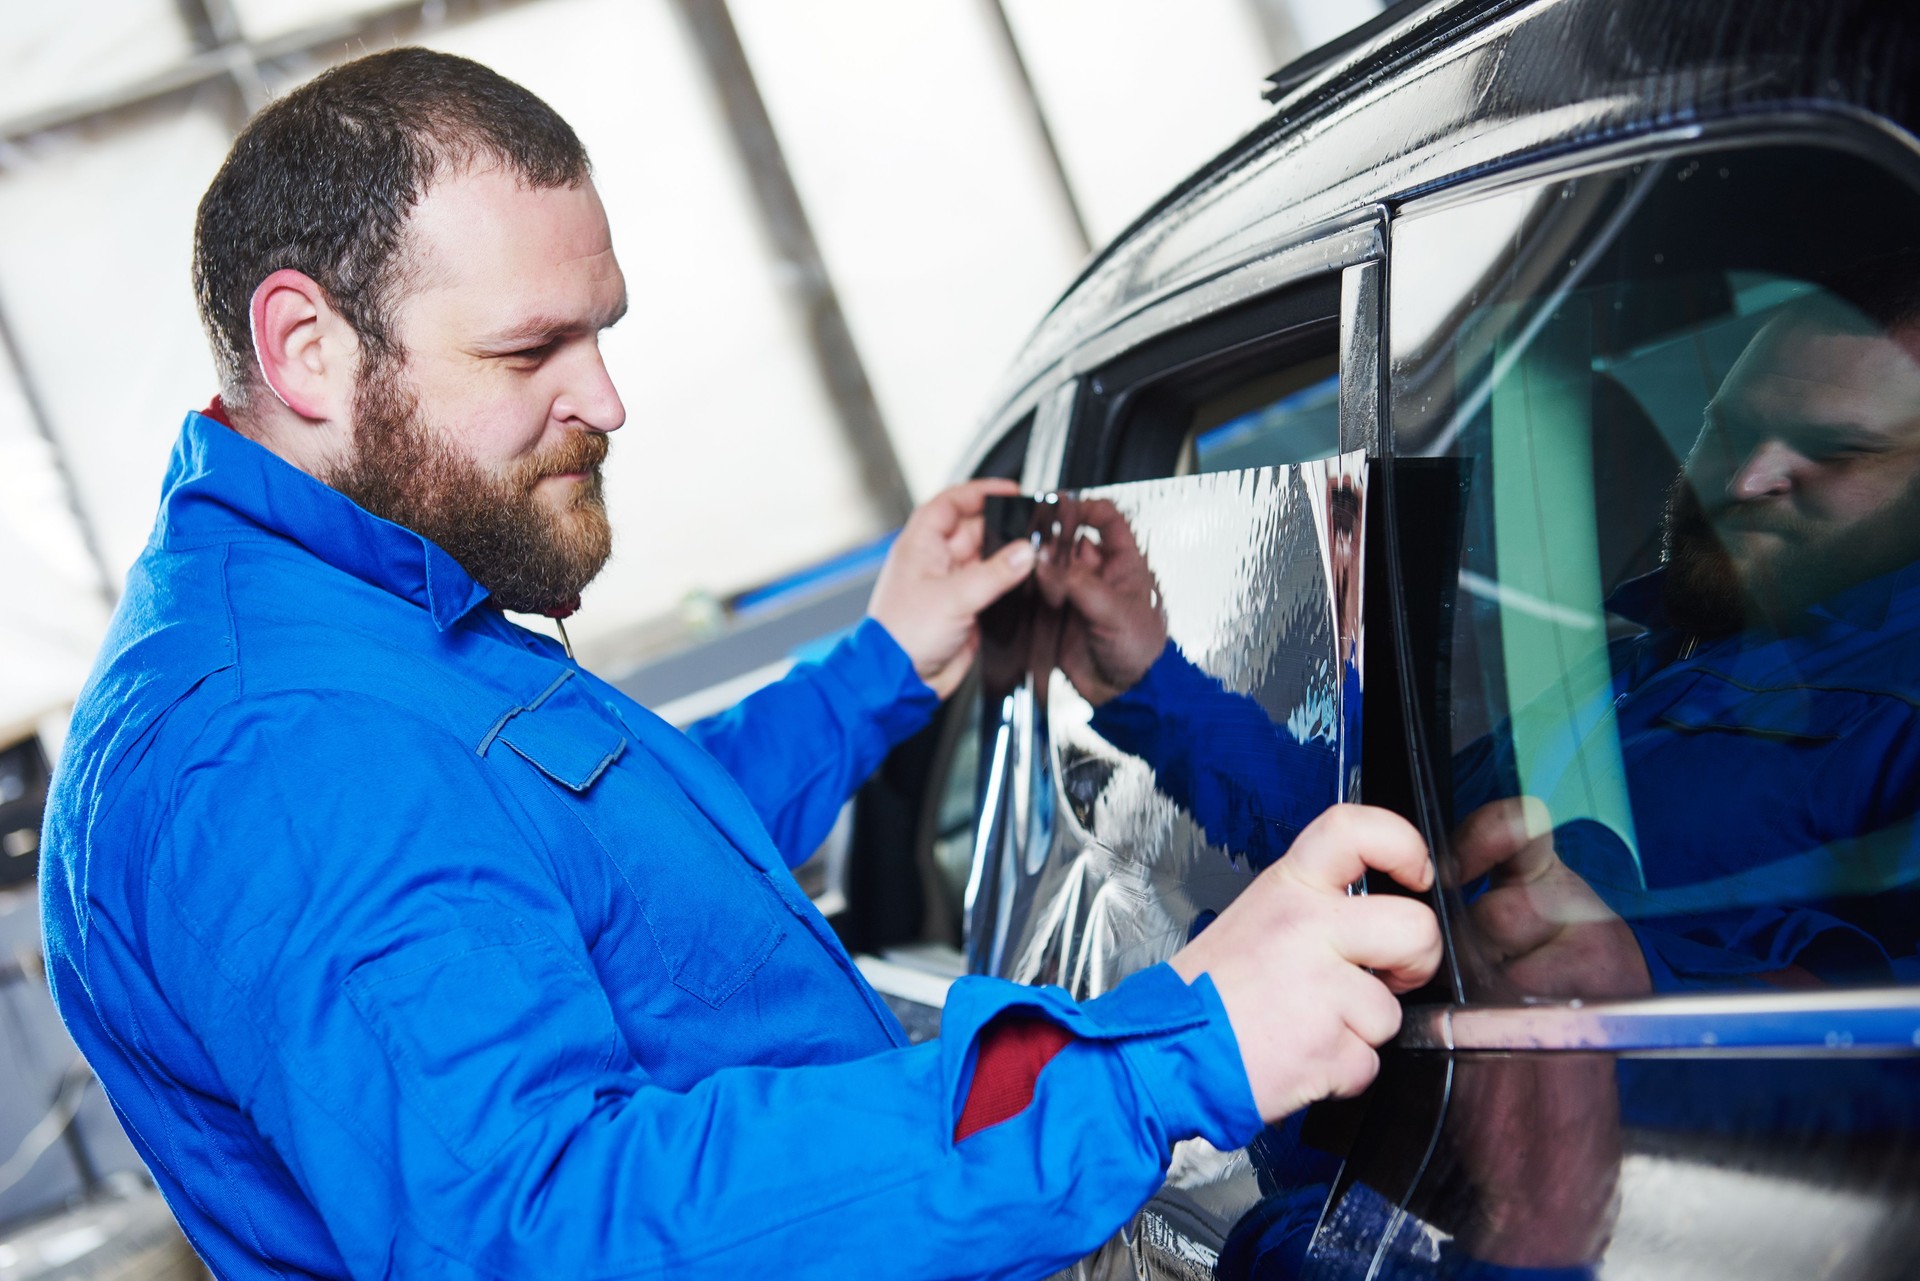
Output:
[1454, 566, 1920, 989]
[1091, 641, 1349, 871]
[39, 412, 1260, 1281]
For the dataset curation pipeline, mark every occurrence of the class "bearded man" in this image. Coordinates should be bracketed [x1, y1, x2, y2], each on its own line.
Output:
[1451, 274, 1920, 1000]
[38, 47, 1440, 1281]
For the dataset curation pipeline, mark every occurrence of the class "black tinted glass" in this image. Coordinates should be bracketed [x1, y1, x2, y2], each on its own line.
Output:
[1391, 144, 1920, 1001]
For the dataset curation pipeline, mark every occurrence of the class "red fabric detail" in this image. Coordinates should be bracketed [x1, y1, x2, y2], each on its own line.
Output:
[954, 1015, 1075, 1142]
[201, 396, 231, 427]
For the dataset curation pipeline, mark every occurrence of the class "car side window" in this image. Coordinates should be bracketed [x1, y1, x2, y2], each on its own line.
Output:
[905, 417, 1029, 948]
[1183, 352, 1341, 475]
[1390, 143, 1920, 1001]
[1066, 273, 1344, 484]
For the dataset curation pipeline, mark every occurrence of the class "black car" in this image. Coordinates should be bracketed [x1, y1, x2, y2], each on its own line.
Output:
[841, 1, 1920, 1277]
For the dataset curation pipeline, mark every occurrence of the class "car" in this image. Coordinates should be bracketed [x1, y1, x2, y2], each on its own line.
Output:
[840, 0, 1920, 1276]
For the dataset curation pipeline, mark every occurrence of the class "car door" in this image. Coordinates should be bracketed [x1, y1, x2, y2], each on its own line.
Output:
[1370, 129, 1920, 1277]
[963, 219, 1460, 1280]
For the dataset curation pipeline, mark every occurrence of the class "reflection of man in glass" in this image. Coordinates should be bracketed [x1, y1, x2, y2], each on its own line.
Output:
[1666, 287, 1920, 637]
[1458, 272, 1920, 1000]
[1039, 492, 1343, 871]
[1037, 275, 1920, 999]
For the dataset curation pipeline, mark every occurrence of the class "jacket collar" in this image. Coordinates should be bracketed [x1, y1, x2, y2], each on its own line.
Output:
[154, 409, 493, 631]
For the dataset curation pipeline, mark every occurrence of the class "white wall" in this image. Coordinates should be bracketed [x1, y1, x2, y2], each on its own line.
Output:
[0, 0, 1387, 732]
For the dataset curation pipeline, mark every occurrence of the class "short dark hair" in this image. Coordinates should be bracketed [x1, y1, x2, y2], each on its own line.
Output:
[192, 47, 591, 408]
[1811, 251, 1920, 336]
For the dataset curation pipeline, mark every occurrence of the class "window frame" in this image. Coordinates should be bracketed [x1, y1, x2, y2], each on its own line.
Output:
[1380, 116, 1920, 1053]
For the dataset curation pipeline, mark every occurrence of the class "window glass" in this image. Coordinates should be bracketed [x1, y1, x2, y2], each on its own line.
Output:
[915, 416, 1032, 942]
[1391, 143, 1920, 1000]
[1190, 355, 1340, 473]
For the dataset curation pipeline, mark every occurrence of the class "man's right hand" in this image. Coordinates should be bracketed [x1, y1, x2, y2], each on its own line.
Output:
[1169, 805, 1442, 1121]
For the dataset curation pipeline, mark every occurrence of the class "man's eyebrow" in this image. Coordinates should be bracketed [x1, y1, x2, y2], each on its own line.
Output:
[478, 298, 629, 351]
[1709, 402, 1888, 450]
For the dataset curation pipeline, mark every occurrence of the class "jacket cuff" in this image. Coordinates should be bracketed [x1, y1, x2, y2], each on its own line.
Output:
[814, 617, 942, 755]
[1094, 965, 1265, 1154]
[938, 964, 1263, 1156]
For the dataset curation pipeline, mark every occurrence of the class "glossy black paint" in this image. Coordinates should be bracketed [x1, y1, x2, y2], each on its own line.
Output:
[924, 1, 1920, 1277]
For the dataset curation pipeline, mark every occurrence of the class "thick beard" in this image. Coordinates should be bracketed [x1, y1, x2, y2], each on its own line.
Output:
[1662, 472, 1920, 638]
[1661, 478, 1757, 638]
[325, 358, 612, 615]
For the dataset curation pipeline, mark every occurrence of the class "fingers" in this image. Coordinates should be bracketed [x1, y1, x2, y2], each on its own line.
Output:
[944, 517, 984, 564]
[1338, 967, 1407, 1046]
[1323, 1038, 1383, 1101]
[914, 478, 1023, 536]
[1283, 804, 1433, 895]
[1062, 555, 1133, 627]
[1452, 797, 1553, 883]
[949, 537, 1037, 614]
[1469, 883, 1562, 962]
[1074, 498, 1143, 561]
[1332, 893, 1444, 994]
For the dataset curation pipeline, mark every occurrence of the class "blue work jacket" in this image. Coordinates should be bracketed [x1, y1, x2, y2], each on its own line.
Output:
[39, 412, 1259, 1280]
[1451, 566, 1920, 989]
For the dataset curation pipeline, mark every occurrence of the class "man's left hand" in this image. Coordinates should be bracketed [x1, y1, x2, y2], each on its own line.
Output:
[869, 479, 1036, 699]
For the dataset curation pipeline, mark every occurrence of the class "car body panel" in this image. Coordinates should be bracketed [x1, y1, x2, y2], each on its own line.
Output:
[927, 1, 1920, 1277]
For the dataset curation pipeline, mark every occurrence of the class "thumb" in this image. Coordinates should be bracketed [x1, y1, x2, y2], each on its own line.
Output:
[1452, 797, 1554, 883]
[953, 538, 1036, 613]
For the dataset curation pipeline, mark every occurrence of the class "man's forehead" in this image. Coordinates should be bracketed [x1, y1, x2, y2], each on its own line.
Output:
[1723, 321, 1920, 429]
[400, 165, 622, 315]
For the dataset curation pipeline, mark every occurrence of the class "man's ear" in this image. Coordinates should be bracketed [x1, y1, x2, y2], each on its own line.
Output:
[249, 269, 357, 422]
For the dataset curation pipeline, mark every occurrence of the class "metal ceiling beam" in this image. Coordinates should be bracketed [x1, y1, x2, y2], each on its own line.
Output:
[977, 0, 1093, 258]
[670, 0, 917, 525]
[0, 0, 551, 154]
[0, 293, 120, 607]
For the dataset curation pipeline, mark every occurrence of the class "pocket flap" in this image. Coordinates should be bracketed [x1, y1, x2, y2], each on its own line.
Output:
[481, 673, 627, 791]
[1659, 672, 1873, 743]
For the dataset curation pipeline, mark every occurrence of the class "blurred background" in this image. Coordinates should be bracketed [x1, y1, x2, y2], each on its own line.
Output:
[0, 1, 1383, 1274]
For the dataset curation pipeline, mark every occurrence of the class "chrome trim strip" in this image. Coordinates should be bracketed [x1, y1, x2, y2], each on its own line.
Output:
[1021, 380, 1077, 492]
[1338, 252, 1384, 456]
[1397, 989, 1920, 1054]
[1393, 111, 1920, 223]
[1064, 215, 1385, 385]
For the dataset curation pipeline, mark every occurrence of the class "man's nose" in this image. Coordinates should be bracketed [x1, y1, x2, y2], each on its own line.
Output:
[1726, 439, 1802, 501]
[555, 344, 626, 433]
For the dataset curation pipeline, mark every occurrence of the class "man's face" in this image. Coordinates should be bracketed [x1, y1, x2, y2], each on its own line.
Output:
[326, 166, 628, 615]
[1665, 313, 1920, 634]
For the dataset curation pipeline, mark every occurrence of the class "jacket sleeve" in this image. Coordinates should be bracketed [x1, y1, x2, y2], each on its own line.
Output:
[148, 693, 1259, 1281]
[684, 618, 940, 866]
[1091, 641, 1340, 869]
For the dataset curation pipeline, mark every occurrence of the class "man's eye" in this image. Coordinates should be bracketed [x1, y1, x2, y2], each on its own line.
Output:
[505, 342, 557, 364]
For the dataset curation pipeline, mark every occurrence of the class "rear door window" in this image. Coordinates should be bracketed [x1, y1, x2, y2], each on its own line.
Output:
[1064, 273, 1344, 485]
[1390, 142, 1920, 1001]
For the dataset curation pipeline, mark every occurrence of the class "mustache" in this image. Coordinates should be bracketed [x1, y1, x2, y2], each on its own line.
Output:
[519, 431, 610, 482]
[1667, 476, 1809, 544]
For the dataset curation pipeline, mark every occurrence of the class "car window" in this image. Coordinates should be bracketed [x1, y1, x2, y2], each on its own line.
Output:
[924, 417, 1034, 924]
[1065, 273, 1344, 485]
[1185, 354, 1341, 474]
[1390, 142, 1920, 1001]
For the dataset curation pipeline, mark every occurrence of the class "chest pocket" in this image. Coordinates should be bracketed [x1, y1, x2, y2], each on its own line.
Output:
[1657, 670, 1878, 744]
[484, 674, 787, 1008]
